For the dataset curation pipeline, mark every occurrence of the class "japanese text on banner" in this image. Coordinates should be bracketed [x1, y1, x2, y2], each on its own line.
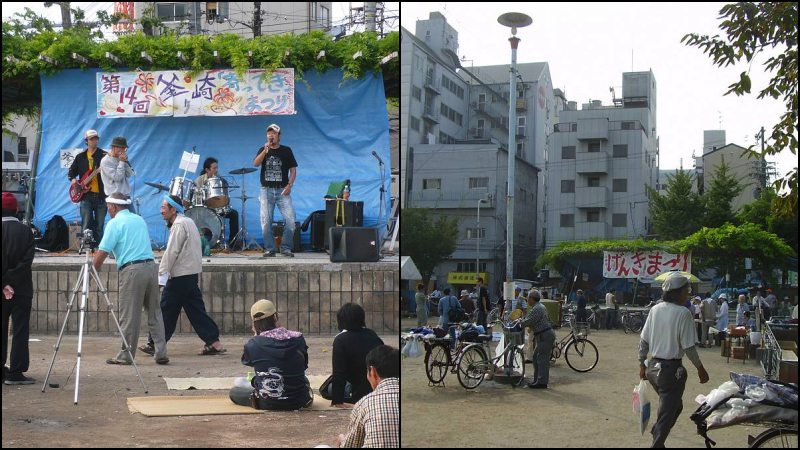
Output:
[97, 69, 295, 118]
[602, 251, 692, 279]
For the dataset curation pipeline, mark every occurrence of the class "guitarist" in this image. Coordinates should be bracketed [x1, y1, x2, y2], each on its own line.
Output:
[68, 129, 108, 242]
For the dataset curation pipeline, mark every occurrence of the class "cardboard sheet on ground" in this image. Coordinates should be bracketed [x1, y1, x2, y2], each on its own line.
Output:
[127, 394, 338, 417]
[164, 375, 329, 391]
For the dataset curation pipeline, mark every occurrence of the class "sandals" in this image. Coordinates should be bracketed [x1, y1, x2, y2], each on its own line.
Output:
[139, 344, 155, 356]
[106, 358, 132, 365]
[199, 344, 227, 356]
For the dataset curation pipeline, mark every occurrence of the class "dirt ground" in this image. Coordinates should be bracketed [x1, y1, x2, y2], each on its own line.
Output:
[401, 317, 771, 448]
[2, 332, 398, 448]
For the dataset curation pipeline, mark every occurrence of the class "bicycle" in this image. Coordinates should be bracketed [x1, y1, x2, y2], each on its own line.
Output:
[620, 308, 645, 334]
[423, 322, 491, 386]
[455, 319, 527, 389]
[549, 320, 599, 372]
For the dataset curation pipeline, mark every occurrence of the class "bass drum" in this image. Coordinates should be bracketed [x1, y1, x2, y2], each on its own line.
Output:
[184, 206, 224, 248]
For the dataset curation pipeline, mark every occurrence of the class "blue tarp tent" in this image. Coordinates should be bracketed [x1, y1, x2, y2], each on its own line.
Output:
[35, 68, 389, 247]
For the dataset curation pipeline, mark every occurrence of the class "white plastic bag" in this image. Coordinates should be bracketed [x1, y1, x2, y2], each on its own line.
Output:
[401, 336, 423, 358]
[633, 380, 651, 435]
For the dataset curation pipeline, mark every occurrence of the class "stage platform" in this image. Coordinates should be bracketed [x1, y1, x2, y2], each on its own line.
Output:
[30, 251, 398, 336]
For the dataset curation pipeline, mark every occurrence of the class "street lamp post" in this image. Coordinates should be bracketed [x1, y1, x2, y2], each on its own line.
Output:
[497, 12, 532, 302]
[477, 197, 488, 280]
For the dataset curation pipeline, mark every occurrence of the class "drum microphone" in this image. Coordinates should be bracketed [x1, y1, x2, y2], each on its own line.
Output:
[371, 150, 384, 165]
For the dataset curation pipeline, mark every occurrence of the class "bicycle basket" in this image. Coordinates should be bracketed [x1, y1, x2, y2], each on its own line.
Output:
[572, 322, 590, 337]
[503, 324, 525, 346]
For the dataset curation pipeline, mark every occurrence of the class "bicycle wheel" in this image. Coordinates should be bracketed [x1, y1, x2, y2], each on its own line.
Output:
[507, 346, 526, 386]
[424, 343, 450, 384]
[486, 307, 500, 324]
[622, 315, 630, 334]
[629, 315, 644, 333]
[749, 428, 798, 448]
[564, 338, 599, 372]
[456, 345, 489, 389]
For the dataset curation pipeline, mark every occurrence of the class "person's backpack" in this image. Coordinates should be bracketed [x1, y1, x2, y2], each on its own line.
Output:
[448, 296, 467, 323]
[39, 215, 69, 251]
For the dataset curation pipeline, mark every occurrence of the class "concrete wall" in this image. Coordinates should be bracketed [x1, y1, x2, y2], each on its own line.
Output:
[29, 261, 398, 336]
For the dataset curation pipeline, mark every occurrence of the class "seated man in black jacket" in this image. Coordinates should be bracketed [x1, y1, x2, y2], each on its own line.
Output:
[2, 193, 36, 385]
[327, 303, 384, 407]
[229, 299, 312, 410]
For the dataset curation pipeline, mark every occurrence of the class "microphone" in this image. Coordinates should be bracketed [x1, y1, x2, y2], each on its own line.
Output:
[371, 150, 384, 165]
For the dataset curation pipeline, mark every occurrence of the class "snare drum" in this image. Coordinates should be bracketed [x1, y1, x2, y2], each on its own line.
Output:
[185, 206, 224, 248]
[169, 177, 195, 208]
[203, 177, 229, 209]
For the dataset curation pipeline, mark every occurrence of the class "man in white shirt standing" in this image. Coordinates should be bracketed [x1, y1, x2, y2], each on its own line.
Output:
[139, 195, 226, 357]
[638, 272, 709, 448]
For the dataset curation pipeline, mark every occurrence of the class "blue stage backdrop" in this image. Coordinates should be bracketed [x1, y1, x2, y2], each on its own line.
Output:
[36, 68, 389, 247]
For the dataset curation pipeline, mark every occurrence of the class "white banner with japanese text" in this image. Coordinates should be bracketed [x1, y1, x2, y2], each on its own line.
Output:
[97, 69, 295, 118]
[603, 251, 692, 279]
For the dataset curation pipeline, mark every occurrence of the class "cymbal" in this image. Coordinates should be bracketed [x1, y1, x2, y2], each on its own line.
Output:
[229, 167, 257, 175]
[145, 181, 170, 191]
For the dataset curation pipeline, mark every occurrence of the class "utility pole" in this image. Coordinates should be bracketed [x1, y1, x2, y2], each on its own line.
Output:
[365, 2, 376, 32]
[253, 2, 262, 37]
[44, 2, 72, 29]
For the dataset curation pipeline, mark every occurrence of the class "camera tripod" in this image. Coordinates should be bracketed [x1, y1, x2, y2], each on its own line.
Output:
[42, 232, 148, 404]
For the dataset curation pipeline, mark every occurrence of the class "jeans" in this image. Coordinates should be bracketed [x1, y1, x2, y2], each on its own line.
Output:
[605, 308, 618, 330]
[80, 192, 107, 242]
[259, 187, 296, 252]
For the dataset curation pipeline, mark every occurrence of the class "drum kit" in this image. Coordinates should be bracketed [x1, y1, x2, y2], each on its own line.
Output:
[145, 166, 259, 251]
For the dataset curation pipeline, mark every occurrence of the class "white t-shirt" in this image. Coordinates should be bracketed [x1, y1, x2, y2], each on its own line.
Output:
[640, 301, 696, 360]
[605, 292, 615, 308]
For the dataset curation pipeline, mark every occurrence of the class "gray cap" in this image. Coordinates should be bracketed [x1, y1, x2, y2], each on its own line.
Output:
[661, 272, 689, 292]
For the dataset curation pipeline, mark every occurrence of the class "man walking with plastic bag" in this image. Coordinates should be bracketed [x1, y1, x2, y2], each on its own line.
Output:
[637, 272, 709, 447]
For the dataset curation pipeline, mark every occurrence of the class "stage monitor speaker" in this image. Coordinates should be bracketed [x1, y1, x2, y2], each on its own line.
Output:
[324, 200, 363, 249]
[329, 227, 380, 262]
[310, 211, 326, 251]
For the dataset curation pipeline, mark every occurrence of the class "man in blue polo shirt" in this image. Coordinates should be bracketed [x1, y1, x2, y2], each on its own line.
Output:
[92, 193, 168, 365]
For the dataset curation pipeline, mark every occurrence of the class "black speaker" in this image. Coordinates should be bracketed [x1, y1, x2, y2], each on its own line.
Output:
[329, 227, 380, 262]
[310, 211, 326, 251]
[324, 200, 363, 249]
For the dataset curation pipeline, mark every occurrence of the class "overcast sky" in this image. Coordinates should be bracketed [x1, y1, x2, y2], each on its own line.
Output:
[402, 2, 795, 181]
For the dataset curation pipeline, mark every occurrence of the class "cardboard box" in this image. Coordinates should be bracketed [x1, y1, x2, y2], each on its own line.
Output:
[732, 346, 746, 360]
[68, 222, 81, 250]
[728, 326, 747, 337]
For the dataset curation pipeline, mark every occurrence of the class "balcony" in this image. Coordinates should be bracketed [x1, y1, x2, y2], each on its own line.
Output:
[575, 186, 608, 208]
[408, 190, 495, 209]
[424, 78, 441, 95]
[422, 106, 440, 123]
[575, 151, 608, 173]
[577, 118, 609, 140]
[516, 99, 527, 111]
[576, 221, 610, 239]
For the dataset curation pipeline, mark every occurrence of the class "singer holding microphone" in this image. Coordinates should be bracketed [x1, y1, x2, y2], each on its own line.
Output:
[253, 123, 298, 257]
[100, 136, 135, 207]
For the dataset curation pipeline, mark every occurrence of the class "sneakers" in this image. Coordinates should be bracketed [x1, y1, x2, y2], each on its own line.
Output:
[281, 250, 294, 257]
[155, 357, 170, 365]
[263, 250, 276, 257]
[4, 372, 36, 385]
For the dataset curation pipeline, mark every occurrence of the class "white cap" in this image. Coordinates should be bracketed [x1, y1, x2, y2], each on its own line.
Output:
[266, 123, 281, 133]
[85, 129, 99, 139]
[719, 293, 728, 299]
[460, 290, 468, 296]
[661, 271, 689, 292]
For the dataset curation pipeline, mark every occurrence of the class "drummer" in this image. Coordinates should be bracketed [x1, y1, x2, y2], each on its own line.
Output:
[195, 157, 239, 250]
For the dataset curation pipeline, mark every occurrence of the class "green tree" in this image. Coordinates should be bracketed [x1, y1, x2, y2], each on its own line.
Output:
[703, 157, 744, 228]
[646, 169, 704, 240]
[400, 208, 459, 285]
[738, 186, 799, 253]
[682, 2, 798, 218]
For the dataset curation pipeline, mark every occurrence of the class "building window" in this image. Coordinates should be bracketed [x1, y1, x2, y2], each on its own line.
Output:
[457, 262, 487, 273]
[17, 137, 28, 156]
[587, 210, 601, 222]
[466, 228, 486, 239]
[613, 144, 628, 157]
[412, 86, 421, 101]
[613, 178, 628, 192]
[621, 121, 636, 130]
[409, 117, 420, 132]
[469, 177, 489, 189]
[561, 180, 575, 193]
[560, 214, 574, 227]
[562, 146, 576, 159]
[517, 116, 526, 137]
[478, 93, 486, 110]
[476, 119, 485, 138]
[588, 176, 600, 187]
[516, 141, 525, 159]
[612, 213, 627, 227]
[588, 142, 601, 152]
[157, 3, 188, 21]
[319, 5, 329, 27]
[423, 178, 441, 190]
[520, 188, 526, 203]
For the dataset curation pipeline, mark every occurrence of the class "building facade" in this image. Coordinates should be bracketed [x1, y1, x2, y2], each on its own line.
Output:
[545, 71, 659, 247]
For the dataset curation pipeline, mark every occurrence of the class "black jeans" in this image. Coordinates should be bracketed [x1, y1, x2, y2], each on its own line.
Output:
[2, 295, 32, 375]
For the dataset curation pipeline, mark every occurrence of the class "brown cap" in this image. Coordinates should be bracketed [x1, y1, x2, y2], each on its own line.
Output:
[250, 299, 276, 320]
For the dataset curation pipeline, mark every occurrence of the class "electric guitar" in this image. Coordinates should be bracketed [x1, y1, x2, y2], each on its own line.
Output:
[69, 167, 102, 203]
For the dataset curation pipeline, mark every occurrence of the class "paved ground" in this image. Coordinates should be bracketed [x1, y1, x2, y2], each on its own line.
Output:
[2, 332, 397, 448]
[401, 317, 770, 448]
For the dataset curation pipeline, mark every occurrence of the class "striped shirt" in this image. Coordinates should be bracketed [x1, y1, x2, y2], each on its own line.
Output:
[341, 378, 399, 448]
[520, 302, 551, 334]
